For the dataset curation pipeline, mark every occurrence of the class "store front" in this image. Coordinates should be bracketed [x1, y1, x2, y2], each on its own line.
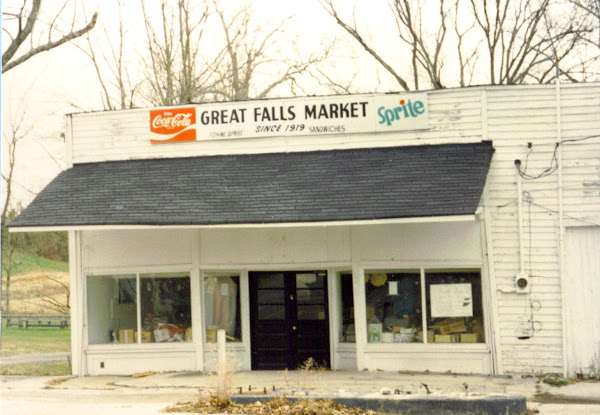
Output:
[11, 84, 599, 377]
[69, 211, 490, 375]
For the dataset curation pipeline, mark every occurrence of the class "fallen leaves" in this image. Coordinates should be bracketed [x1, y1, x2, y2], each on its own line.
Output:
[165, 396, 384, 414]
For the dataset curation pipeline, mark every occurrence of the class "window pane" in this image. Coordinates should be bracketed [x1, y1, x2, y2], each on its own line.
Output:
[339, 273, 355, 343]
[204, 275, 242, 342]
[87, 275, 137, 345]
[365, 271, 422, 343]
[140, 273, 192, 343]
[425, 270, 485, 344]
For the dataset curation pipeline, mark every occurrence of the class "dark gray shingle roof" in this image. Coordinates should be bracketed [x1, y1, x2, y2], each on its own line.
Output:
[10, 142, 494, 228]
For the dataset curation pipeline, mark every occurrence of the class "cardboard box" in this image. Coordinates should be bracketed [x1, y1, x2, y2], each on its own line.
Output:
[460, 333, 479, 343]
[154, 328, 171, 343]
[135, 330, 153, 343]
[119, 329, 135, 343]
[434, 334, 459, 343]
[206, 328, 217, 342]
[417, 330, 436, 343]
[437, 319, 466, 335]
[394, 333, 414, 343]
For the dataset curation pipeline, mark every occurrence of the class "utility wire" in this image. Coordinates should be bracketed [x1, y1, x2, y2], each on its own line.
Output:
[515, 134, 600, 181]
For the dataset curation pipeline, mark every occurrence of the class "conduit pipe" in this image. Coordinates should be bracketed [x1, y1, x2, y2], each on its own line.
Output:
[517, 174, 525, 275]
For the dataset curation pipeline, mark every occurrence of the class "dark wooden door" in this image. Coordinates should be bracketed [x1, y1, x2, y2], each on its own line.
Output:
[249, 271, 330, 370]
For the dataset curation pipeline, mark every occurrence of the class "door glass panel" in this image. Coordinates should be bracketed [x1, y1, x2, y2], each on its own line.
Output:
[298, 304, 327, 320]
[258, 305, 285, 320]
[296, 273, 323, 288]
[297, 288, 325, 304]
[258, 274, 284, 288]
[257, 289, 285, 304]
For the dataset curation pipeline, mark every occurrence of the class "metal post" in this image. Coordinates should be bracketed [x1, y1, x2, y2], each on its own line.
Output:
[217, 328, 226, 379]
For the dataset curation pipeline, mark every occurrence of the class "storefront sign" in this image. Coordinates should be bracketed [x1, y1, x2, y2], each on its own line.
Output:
[149, 94, 428, 144]
[430, 283, 473, 318]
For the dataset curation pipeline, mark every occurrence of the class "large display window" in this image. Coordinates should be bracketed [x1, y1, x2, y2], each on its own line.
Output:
[87, 272, 192, 345]
[425, 270, 485, 344]
[364, 269, 484, 344]
[204, 274, 242, 342]
[365, 271, 422, 343]
[338, 272, 355, 343]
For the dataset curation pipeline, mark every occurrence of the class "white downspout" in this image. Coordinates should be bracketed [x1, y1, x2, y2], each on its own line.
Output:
[556, 76, 568, 378]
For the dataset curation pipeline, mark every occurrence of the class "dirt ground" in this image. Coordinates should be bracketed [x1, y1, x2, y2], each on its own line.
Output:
[2, 271, 69, 315]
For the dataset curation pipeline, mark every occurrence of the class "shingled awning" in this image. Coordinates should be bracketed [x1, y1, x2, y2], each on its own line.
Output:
[9, 142, 494, 230]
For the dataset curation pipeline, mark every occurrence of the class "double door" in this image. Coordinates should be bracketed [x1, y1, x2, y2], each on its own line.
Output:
[249, 271, 330, 370]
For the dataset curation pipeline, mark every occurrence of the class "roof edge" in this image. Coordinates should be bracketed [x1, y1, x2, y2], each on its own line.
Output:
[8, 214, 477, 233]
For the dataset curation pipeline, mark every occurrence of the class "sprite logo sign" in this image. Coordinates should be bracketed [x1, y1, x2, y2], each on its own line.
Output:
[377, 98, 426, 127]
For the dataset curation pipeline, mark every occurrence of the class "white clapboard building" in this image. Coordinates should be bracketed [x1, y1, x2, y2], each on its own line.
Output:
[10, 83, 600, 377]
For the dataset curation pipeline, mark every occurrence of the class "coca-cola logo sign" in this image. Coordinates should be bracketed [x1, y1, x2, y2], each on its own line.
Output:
[150, 108, 196, 143]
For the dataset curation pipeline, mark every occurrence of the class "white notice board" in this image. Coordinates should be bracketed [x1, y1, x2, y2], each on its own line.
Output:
[430, 283, 473, 318]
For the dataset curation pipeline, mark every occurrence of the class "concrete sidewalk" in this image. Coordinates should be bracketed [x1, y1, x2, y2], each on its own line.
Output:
[4, 370, 600, 414]
[50, 370, 538, 414]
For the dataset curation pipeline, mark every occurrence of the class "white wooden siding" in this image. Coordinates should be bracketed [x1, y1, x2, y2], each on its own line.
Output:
[484, 83, 600, 374]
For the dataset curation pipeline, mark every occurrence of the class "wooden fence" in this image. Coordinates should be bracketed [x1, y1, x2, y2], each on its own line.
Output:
[1, 314, 70, 329]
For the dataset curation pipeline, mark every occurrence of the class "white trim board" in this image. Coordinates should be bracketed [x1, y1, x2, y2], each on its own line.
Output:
[9, 215, 477, 233]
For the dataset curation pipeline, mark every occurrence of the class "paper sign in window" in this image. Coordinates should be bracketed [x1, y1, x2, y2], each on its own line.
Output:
[430, 283, 473, 318]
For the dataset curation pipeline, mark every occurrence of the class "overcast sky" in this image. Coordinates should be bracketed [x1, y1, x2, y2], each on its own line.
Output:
[0, 0, 413, 209]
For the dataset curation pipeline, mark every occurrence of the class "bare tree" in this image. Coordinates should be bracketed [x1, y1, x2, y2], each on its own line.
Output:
[569, 0, 600, 33]
[209, 1, 334, 101]
[77, 1, 140, 110]
[140, 0, 220, 105]
[321, 0, 598, 89]
[1, 105, 32, 314]
[2, 0, 98, 73]
[320, 0, 412, 90]
[35, 274, 70, 314]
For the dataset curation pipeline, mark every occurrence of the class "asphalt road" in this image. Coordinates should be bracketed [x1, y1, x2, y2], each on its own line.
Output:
[0, 353, 70, 365]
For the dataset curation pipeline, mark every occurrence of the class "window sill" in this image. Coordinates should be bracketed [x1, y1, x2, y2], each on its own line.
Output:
[336, 343, 357, 351]
[87, 342, 196, 353]
[204, 343, 247, 352]
[364, 342, 489, 353]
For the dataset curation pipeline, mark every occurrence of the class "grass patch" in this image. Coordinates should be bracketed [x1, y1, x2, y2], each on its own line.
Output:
[0, 327, 71, 357]
[0, 361, 70, 376]
[2, 251, 68, 278]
